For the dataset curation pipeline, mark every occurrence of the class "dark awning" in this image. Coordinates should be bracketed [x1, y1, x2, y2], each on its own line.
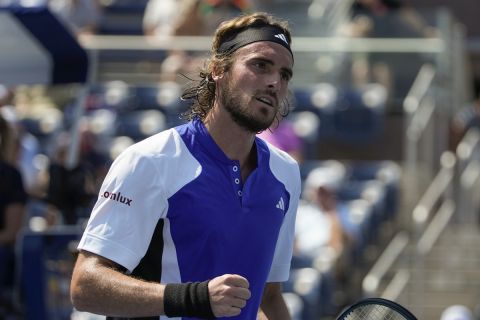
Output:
[0, 6, 88, 85]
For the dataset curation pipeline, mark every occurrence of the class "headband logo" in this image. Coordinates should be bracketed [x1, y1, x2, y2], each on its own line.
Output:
[274, 33, 288, 44]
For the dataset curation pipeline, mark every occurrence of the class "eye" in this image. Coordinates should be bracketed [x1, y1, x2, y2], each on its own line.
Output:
[281, 71, 292, 82]
[253, 61, 267, 70]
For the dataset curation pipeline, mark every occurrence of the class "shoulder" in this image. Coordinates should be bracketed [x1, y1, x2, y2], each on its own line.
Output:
[109, 127, 190, 179]
[259, 137, 299, 168]
[108, 125, 201, 194]
[258, 138, 301, 187]
[119, 127, 183, 160]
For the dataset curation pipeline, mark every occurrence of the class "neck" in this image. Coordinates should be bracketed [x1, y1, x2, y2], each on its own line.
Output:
[203, 104, 257, 179]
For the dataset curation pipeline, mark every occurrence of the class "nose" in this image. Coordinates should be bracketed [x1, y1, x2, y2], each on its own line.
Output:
[266, 72, 281, 91]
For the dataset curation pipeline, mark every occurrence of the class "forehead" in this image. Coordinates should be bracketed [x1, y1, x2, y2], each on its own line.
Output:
[233, 41, 294, 68]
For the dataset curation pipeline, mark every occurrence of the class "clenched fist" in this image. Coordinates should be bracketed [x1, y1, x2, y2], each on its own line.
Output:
[208, 274, 251, 317]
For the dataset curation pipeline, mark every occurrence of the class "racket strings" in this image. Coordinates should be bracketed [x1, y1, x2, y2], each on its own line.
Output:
[345, 304, 408, 320]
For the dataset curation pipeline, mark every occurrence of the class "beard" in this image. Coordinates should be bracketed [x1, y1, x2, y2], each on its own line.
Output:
[220, 77, 277, 133]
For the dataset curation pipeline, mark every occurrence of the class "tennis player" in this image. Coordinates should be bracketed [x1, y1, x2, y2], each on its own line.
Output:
[71, 12, 300, 319]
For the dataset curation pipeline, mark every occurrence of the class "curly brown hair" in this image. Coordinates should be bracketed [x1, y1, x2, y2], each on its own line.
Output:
[181, 12, 293, 122]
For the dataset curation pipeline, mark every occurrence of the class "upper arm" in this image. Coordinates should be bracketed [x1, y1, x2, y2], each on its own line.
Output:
[74, 250, 126, 272]
[72, 250, 125, 285]
[70, 250, 125, 302]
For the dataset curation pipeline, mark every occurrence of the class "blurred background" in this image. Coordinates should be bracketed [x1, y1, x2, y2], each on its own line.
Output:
[0, 0, 480, 319]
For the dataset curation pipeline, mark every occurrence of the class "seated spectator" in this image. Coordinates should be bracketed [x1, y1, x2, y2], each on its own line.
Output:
[292, 161, 353, 313]
[450, 78, 480, 151]
[296, 161, 348, 262]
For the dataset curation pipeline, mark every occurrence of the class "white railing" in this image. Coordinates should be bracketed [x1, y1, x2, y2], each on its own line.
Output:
[78, 34, 445, 53]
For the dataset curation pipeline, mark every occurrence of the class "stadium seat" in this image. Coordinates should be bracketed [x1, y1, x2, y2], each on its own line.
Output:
[116, 109, 167, 141]
[331, 84, 386, 144]
[347, 160, 401, 218]
[292, 83, 337, 139]
[87, 81, 134, 111]
[133, 82, 184, 111]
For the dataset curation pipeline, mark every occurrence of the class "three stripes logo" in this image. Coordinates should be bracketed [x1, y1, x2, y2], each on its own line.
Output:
[274, 33, 288, 45]
[276, 197, 285, 212]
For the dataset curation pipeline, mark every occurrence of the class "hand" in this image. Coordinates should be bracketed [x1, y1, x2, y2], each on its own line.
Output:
[208, 274, 251, 317]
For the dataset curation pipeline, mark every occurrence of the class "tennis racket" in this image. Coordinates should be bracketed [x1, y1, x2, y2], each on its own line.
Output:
[336, 298, 417, 320]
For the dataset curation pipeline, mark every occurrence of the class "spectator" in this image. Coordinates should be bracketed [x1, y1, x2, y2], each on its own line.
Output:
[450, 78, 480, 151]
[142, 0, 178, 37]
[292, 161, 352, 314]
[347, 0, 436, 39]
[45, 132, 96, 225]
[143, 0, 253, 37]
[257, 118, 305, 163]
[296, 161, 348, 262]
[341, 0, 436, 108]
[0, 87, 43, 197]
[143, 0, 253, 80]
[48, 0, 101, 36]
[0, 112, 27, 313]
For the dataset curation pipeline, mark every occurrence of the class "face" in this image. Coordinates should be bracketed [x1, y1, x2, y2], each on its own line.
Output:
[216, 41, 293, 133]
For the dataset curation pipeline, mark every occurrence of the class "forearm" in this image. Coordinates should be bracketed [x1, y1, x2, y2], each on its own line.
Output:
[260, 282, 291, 320]
[71, 252, 166, 317]
[72, 251, 251, 318]
[260, 297, 291, 320]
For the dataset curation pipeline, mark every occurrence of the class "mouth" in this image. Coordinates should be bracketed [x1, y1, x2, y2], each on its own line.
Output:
[255, 96, 275, 107]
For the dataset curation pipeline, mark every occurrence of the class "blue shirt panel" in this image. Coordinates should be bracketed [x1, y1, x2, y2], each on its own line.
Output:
[168, 120, 290, 319]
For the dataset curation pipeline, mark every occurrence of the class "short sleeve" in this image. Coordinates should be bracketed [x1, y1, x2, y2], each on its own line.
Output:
[78, 149, 167, 272]
[267, 162, 301, 282]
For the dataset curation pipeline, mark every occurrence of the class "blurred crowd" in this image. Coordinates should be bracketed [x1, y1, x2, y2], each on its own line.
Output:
[1, 0, 480, 319]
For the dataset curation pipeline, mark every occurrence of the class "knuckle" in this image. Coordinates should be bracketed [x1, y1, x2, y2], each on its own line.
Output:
[228, 308, 241, 317]
[238, 300, 246, 308]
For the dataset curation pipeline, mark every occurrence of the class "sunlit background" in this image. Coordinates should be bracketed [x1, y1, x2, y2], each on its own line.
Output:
[0, 0, 480, 319]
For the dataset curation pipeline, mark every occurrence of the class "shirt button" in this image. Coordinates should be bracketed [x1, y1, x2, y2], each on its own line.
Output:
[234, 178, 240, 184]
[233, 166, 238, 172]
[237, 190, 243, 196]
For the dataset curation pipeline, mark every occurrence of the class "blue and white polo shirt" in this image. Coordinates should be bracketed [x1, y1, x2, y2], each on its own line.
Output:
[78, 119, 301, 320]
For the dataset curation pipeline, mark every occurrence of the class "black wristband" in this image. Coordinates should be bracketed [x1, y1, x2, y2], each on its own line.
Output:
[164, 280, 215, 319]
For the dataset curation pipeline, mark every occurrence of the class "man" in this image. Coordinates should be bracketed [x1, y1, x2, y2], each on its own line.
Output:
[0, 111, 27, 314]
[71, 12, 300, 319]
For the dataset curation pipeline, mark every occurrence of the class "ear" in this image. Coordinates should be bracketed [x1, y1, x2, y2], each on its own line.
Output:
[211, 66, 224, 81]
[212, 70, 224, 82]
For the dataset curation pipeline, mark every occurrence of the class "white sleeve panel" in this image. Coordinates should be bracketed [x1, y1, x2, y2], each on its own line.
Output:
[266, 146, 301, 282]
[78, 129, 201, 272]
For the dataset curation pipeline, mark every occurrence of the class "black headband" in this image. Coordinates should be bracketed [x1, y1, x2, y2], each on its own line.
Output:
[217, 25, 293, 60]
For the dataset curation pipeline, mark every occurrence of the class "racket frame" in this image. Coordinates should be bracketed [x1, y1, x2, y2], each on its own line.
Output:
[336, 297, 418, 320]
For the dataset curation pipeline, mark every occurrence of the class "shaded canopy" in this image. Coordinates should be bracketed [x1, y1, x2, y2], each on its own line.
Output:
[0, 6, 88, 85]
